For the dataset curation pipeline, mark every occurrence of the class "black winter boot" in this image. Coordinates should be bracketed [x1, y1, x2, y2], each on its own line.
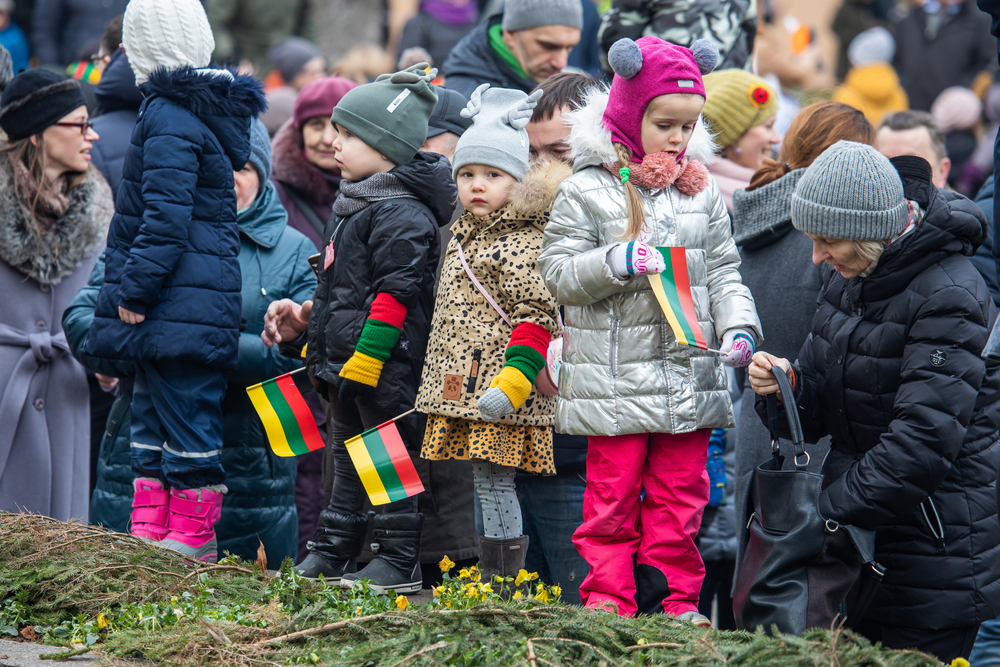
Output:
[340, 512, 424, 595]
[478, 535, 529, 587]
[295, 510, 368, 581]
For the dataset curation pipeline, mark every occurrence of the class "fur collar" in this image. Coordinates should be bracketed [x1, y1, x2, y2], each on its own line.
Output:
[508, 159, 573, 219]
[142, 66, 266, 119]
[271, 118, 339, 206]
[568, 86, 717, 171]
[0, 160, 113, 285]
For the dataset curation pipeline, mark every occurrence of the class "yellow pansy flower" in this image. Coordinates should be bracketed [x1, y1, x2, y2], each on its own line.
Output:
[515, 569, 539, 586]
[97, 613, 108, 629]
[395, 595, 408, 610]
[458, 568, 471, 580]
[439, 555, 456, 572]
[551, 585, 562, 599]
[535, 588, 550, 604]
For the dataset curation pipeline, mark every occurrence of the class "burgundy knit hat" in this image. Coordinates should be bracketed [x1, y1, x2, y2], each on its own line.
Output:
[603, 36, 719, 162]
[293, 76, 357, 131]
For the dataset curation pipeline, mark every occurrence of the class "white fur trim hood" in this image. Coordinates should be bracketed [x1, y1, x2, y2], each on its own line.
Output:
[567, 86, 718, 171]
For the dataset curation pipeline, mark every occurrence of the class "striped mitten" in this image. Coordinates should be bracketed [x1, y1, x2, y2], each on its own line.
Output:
[339, 293, 407, 401]
[478, 322, 551, 421]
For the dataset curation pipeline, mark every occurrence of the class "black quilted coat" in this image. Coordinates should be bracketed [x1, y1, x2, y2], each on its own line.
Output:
[778, 157, 1000, 630]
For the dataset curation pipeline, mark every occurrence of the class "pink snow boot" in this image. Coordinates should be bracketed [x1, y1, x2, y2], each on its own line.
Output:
[159, 486, 226, 562]
[130, 478, 170, 542]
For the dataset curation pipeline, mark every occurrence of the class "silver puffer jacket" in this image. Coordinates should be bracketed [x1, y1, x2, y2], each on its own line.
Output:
[538, 89, 762, 437]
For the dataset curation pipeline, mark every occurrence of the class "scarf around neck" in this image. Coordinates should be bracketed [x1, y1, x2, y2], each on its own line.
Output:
[332, 171, 417, 217]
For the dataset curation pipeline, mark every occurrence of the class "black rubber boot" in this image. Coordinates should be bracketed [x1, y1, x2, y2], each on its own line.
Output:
[478, 535, 529, 588]
[340, 512, 424, 595]
[295, 510, 368, 581]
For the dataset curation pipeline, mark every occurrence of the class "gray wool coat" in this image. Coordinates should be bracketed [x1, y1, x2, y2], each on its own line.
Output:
[729, 170, 832, 560]
[0, 164, 113, 521]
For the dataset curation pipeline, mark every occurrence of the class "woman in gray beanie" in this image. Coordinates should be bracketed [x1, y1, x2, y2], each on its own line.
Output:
[748, 141, 1000, 661]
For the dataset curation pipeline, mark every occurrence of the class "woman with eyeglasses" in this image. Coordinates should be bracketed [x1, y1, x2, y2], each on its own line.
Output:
[0, 69, 113, 522]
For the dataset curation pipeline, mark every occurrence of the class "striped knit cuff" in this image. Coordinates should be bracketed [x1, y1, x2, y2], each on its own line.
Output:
[355, 293, 408, 362]
[339, 351, 384, 387]
[502, 322, 550, 384]
[489, 366, 533, 411]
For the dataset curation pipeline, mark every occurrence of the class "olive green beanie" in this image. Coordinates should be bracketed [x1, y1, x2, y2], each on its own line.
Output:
[702, 69, 778, 150]
[331, 63, 439, 166]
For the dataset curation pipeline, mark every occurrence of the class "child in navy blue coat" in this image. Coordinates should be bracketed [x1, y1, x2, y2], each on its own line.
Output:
[86, 0, 265, 562]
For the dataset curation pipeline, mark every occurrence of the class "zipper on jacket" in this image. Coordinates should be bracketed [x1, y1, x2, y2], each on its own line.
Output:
[610, 317, 620, 377]
[920, 498, 946, 550]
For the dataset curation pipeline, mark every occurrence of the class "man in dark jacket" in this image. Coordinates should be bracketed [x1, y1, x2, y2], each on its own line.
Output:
[85, 0, 267, 563]
[89, 47, 141, 200]
[749, 144, 1000, 662]
[894, 0, 994, 111]
[443, 0, 582, 100]
[30, 0, 128, 67]
[262, 65, 457, 594]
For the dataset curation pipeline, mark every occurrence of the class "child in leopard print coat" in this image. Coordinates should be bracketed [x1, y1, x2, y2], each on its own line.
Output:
[415, 84, 569, 581]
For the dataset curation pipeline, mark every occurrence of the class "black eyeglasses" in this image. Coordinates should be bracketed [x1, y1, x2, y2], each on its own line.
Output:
[54, 121, 95, 136]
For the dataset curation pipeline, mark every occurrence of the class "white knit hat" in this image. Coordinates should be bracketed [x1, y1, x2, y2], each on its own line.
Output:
[123, 0, 215, 86]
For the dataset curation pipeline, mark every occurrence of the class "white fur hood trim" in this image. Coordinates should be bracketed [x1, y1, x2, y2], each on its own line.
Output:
[567, 87, 718, 171]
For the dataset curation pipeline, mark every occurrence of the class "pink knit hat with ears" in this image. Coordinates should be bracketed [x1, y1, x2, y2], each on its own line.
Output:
[603, 36, 719, 162]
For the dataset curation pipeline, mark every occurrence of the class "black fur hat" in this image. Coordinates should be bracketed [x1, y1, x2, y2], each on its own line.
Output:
[0, 69, 87, 140]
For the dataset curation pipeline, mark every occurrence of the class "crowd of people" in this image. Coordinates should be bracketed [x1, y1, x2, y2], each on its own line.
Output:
[3, 0, 1000, 663]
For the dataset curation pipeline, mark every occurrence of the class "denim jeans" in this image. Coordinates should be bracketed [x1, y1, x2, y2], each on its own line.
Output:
[970, 616, 1000, 666]
[516, 472, 589, 605]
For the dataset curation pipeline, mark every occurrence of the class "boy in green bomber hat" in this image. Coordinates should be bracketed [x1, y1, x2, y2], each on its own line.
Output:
[261, 64, 459, 592]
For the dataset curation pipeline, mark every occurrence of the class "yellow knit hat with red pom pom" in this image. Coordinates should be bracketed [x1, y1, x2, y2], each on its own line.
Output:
[702, 69, 778, 150]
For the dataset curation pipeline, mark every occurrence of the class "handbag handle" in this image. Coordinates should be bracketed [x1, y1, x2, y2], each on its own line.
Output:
[765, 366, 808, 469]
[455, 240, 564, 334]
[456, 241, 513, 327]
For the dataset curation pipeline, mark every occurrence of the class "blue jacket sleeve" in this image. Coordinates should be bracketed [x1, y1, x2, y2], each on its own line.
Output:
[117, 129, 202, 314]
[62, 252, 136, 378]
[230, 235, 318, 388]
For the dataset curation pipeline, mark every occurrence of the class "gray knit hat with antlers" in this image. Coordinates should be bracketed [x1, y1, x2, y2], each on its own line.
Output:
[452, 83, 543, 180]
[331, 63, 439, 166]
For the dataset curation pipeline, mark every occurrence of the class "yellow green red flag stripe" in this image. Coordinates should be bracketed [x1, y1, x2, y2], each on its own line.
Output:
[247, 372, 325, 457]
[649, 246, 709, 350]
[345, 420, 425, 506]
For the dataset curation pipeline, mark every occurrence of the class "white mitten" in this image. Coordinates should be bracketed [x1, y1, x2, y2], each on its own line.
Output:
[719, 328, 756, 368]
[607, 241, 666, 280]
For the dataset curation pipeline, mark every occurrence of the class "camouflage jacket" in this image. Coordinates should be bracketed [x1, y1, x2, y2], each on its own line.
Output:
[598, 0, 757, 73]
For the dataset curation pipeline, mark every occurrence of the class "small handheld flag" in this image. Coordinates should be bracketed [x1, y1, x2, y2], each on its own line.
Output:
[648, 246, 710, 350]
[345, 411, 425, 506]
[247, 370, 325, 457]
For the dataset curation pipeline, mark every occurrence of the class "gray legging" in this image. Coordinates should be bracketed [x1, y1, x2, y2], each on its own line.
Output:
[472, 459, 521, 539]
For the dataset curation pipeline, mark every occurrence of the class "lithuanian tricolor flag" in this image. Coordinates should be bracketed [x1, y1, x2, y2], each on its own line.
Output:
[345, 420, 424, 506]
[247, 372, 325, 457]
[648, 246, 709, 350]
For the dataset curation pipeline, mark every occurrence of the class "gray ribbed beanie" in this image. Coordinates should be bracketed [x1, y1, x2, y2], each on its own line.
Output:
[791, 140, 908, 240]
[502, 0, 583, 32]
[452, 83, 543, 181]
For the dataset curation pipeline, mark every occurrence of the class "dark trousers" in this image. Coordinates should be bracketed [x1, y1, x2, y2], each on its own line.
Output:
[517, 471, 589, 605]
[130, 360, 227, 490]
[698, 559, 736, 630]
[856, 619, 980, 662]
[322, 388, 419, 516]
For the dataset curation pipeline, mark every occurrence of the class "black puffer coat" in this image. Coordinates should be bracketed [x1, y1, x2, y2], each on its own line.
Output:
[773, 157, 1000, 630]
[307, 152, 457, 408]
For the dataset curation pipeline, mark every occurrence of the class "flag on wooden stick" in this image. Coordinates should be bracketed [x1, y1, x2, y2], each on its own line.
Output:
[648, 246, 710, 350]
[247, 371, 325, 457]
[345, 414, 424, 506]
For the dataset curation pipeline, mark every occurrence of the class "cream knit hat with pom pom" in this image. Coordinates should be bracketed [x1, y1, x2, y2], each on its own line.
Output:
[123, 0, 215, 86]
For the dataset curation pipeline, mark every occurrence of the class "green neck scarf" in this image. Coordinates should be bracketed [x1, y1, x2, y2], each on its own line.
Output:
[488, 23, 529, 81]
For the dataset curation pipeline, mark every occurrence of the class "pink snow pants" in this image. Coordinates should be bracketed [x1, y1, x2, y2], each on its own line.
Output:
[573, 430, 711, 617]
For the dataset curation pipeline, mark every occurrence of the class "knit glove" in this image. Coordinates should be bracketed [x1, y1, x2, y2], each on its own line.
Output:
[607, 241, 666, 280]
[338, 293, 408, 401]
[477, 322, 551, 421]
[719, 328, 755, 368]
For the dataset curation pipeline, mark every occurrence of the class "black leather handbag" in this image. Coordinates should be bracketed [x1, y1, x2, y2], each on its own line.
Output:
[733, 366, 886, 635]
